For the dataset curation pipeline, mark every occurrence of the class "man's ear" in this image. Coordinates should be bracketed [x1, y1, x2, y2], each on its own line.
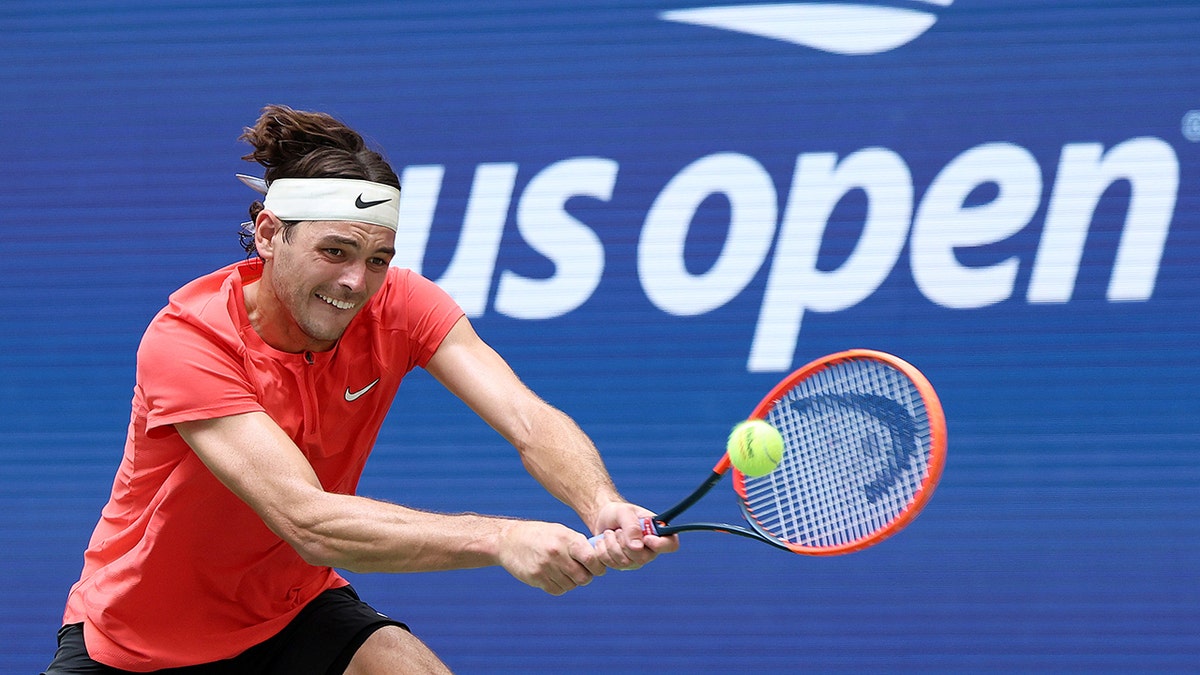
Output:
[254, 210, 284, 261]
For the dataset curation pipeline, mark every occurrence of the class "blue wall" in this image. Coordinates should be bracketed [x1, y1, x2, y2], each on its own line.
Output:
[3, 1, 1197, 672]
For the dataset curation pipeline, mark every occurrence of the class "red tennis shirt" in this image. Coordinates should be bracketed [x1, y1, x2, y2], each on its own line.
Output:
[62, 260, 464, 671]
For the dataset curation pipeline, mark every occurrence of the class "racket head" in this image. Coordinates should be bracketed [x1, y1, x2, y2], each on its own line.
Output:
[732, 349, 946, 555]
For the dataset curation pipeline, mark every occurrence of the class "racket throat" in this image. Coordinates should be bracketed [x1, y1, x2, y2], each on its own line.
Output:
[655, 470, 726, 524]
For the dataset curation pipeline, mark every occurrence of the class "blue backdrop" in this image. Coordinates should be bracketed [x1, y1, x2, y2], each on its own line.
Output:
[3, 1, 1198, 672]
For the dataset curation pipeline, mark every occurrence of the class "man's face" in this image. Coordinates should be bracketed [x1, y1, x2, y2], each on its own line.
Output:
[258, 218, 396, 351]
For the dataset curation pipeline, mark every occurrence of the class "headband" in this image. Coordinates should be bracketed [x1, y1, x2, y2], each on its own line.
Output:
[236, 174, 401, 231]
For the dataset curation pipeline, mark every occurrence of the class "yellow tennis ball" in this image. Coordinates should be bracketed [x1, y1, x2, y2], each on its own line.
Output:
[727, 419, 784, 477]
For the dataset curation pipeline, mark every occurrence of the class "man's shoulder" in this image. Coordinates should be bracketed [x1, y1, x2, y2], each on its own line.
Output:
[168, 260, 250, 308]
[376, 266, 454, 305]
[143, 261, 249, 348]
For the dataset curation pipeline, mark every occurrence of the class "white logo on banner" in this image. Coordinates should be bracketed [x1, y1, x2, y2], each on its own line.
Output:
[660, 1, 953, 55]
[393, 138, 1180, 372]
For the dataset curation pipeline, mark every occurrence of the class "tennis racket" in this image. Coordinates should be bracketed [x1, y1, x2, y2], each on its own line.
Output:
[598, 349, 946, 555]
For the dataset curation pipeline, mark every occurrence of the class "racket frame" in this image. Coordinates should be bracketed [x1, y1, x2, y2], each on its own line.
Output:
[645, 349, 946, 556]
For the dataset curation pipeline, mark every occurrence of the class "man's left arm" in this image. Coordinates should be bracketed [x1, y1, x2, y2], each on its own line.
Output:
[424, 316, 678, 569]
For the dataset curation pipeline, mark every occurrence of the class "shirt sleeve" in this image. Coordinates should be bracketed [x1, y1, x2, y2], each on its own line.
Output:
[137, 310, 264, 433]
[389, 267, 466, 370]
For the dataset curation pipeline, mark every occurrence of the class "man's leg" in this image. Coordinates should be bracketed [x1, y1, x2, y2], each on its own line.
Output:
[344, 625, 453, 675]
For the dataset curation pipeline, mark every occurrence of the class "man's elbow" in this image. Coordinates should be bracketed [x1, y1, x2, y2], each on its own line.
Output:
[266, 501, 349, 569]
[289, 531, 342, 568]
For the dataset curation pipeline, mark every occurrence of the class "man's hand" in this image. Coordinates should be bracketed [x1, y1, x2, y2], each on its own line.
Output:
[589, 501, 680, 571]
[496, 520, 607, 595]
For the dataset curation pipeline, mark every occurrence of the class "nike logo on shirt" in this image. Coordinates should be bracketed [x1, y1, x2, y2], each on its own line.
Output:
[344, 378, 380, 402]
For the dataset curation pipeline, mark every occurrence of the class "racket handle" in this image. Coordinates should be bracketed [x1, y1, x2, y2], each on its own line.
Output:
[587, 517, 658, 547]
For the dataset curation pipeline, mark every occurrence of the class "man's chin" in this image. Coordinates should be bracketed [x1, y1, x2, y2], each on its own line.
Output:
[296, 318, 350, 346]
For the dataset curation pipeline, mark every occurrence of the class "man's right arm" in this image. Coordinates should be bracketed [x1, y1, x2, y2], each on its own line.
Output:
[175, 412, 605, 595]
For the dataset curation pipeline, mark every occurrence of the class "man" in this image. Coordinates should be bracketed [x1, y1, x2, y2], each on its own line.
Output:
[44, 105, 676, 674]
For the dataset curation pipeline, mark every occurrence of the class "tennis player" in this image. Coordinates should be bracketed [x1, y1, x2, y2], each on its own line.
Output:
[43, 105, 677, 674]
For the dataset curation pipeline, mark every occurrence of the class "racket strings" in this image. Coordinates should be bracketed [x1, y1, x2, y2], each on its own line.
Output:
[742, 359, 934, 549]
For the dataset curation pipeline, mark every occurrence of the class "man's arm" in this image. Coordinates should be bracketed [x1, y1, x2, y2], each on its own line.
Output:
[424, 316, 679, 568]
[175, 412, 604, 595]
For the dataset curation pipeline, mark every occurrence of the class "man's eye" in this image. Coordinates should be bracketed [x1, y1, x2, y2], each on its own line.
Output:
[323, 248, 344, 257]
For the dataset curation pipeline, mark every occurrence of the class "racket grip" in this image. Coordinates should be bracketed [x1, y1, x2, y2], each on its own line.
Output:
[587, 517, 658, 547]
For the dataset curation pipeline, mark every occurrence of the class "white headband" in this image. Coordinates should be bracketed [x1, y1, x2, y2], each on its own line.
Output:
[237, 174, 401, 231]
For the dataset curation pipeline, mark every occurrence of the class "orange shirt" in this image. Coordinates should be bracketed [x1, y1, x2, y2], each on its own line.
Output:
[62, 260, 464, 671]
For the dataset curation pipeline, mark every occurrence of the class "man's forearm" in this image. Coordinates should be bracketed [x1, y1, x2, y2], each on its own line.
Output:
[513, 403, 624, 533]
[261, 488, 515, 574]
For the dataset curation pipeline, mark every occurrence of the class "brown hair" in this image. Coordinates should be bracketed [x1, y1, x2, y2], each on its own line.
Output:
[238, 104, 400, 253]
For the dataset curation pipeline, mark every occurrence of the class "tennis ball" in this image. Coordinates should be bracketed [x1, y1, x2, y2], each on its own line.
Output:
[726, 419, 784, 477]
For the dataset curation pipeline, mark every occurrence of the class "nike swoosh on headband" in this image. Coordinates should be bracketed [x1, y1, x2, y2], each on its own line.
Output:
[355, 195, 392, 209]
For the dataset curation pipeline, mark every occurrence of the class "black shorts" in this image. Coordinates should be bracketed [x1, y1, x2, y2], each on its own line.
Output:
[43, 585, 407, 675]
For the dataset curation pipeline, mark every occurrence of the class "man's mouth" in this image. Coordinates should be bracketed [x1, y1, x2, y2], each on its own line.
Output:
[316, 293, 356, 311]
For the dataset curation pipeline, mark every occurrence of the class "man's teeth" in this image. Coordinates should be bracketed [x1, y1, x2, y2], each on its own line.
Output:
[317, 294, 355, 310]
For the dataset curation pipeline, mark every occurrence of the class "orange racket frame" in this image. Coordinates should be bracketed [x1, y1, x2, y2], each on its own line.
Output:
[607, 349, 947, 556]
[730, 349, 947, 555]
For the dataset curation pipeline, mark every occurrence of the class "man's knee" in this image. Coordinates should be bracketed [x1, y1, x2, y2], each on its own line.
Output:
[345, 625, 451, 675]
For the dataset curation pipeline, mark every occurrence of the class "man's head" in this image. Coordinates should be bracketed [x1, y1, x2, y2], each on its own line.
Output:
[237, 105, 402, 352]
